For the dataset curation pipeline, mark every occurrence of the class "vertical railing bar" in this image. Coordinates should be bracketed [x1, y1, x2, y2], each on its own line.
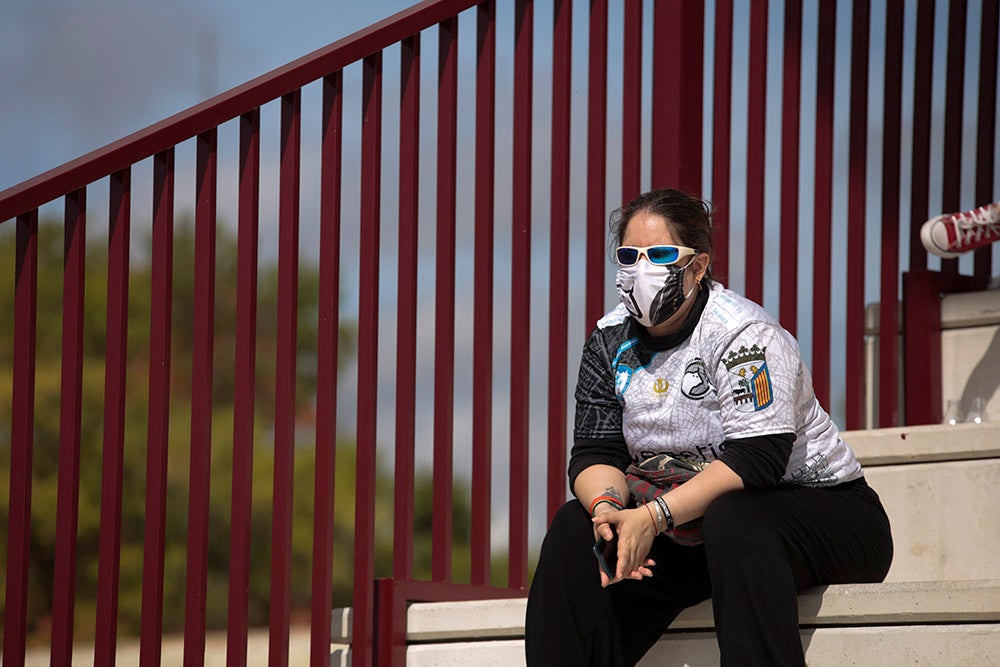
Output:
[712, 0, 734, 285]
[311, 73, 343, 667]
[908, 0, 935, 271]
[353, 51, 383, 667]
[2, 209, 38, 667]
[433, 15, 459, 583]
[651, 0, 669, 186]
[227, 108, 261, 667]
[845, 0, 871, 430]
[812, 0, 836, 409]
[684, 2, 705, 193]
[903, 0, 940, 424]
[509, 0, 533, 590]
[779, 0, 802, 334]
[879, 0, 905, 428]
[394, 36, 420, 583]
[139, 149, 175, 667]
[745, 0, 768, 303]
[94, 167, 131, 665]
[652, 2, 704, 192]
[184, 128, 218, 667]
[50, 189, 86, 666]
[621, 0, 641, 203]
[471, 1, 496, 586]
[584, 0, 608, 330]
[268, 89, 302, 667]
[546, 0, 572, 526]
[939, 0, 967, 275]
[973, 0, 998, 277]
[226, 109, 260, 667]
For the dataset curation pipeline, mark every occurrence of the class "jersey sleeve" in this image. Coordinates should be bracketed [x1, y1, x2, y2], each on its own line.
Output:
[573, 327, 624, 441]
[717, 432, 794, 488]
[568, 436, 631, 487]
[712, 320, 800, 440]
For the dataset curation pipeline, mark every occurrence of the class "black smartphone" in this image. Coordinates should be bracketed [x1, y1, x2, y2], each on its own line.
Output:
[592, 532, 618, 579]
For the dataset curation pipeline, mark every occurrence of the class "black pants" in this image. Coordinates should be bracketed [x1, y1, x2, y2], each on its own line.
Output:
[525, 478, 893, 666]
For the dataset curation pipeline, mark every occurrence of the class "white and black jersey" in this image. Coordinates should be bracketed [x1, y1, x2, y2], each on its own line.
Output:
[571, 282, 863, 488]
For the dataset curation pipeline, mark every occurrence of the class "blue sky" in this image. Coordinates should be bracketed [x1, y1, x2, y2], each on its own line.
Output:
[0, 0, 418, 193]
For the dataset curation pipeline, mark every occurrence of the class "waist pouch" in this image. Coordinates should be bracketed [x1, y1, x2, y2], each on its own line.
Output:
[626, 454, 706, 546]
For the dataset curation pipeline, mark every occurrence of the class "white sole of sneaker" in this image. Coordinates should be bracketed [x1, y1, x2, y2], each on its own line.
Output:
[919, 216, 962, 259]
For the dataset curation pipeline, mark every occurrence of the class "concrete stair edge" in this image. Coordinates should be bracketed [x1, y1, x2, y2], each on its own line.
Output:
[396, 626, 1000, 666]
[325, 579, 1000, 644]
[844, 421, 1000, 465]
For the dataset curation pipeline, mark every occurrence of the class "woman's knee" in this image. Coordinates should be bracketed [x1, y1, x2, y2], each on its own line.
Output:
[701, 491, 776, 549]
[532, 501, 606, 598]
[539, 500, 594, 559]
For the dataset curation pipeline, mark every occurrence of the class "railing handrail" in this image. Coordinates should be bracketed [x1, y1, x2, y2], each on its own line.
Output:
[0, 0, 479, 223]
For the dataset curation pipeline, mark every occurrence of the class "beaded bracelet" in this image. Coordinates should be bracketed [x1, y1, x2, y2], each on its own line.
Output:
[589, 495, 625, 516]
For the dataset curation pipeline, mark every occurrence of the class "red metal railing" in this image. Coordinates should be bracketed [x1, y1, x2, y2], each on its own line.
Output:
[93, 166, 131, 664]
[230, 107, 262, 667]
[5, 211, 38, 666]
[52, 190, 86, 665]
[2, 0, 998, 665]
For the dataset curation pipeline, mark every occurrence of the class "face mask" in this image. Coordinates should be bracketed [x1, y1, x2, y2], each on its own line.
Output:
[616, 260, 697, 327]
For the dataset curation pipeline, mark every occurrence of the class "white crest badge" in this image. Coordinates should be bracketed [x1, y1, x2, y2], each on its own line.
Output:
[723, 344, 773, 412]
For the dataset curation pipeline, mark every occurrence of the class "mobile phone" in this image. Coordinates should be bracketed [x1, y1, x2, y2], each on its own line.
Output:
[592, 532, 618, 579]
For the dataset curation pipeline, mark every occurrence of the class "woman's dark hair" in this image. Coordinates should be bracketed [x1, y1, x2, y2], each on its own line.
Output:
[609, 189, 716, 284]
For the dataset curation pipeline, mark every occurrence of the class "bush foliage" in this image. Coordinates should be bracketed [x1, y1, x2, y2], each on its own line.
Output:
[0, 216, 488, 646]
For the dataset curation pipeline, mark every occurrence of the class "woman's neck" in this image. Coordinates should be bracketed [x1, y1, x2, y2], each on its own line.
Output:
[638, 285, 709, 350]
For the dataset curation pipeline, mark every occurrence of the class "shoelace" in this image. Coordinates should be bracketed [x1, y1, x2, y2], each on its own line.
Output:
[950, 204, 1000, 247]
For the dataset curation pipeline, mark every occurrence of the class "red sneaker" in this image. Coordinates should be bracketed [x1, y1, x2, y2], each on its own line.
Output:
[920, 202, 1000, 258]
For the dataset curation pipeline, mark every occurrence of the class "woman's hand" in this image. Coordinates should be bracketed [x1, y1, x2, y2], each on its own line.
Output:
[592, 507, 656, 587]
[591, 505, 619, 542]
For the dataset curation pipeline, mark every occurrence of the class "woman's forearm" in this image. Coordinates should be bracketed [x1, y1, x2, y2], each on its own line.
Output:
[574, 459, 743, 526]
[663, 459, 744, 526]
[573, 464, 630, 513]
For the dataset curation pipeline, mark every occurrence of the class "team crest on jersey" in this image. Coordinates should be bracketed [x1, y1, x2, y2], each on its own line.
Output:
[723, 344, 773, 412]
[681, 358, 710, 399]
[615, 365, 633, 399]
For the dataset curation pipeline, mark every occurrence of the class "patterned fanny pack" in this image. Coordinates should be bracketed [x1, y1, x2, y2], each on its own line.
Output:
[625, 454, 707, 547]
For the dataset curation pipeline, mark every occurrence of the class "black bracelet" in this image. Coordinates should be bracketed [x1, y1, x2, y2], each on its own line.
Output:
[655, 496, 674, 531]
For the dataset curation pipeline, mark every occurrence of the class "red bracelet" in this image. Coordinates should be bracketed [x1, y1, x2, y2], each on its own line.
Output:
[589, 495, 625, 516]
[643, 502, 657, 532]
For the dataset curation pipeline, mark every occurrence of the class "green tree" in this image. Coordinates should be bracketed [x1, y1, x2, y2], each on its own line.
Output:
[0, 217, 483, 647]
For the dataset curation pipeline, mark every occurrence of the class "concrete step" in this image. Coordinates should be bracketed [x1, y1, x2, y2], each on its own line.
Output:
[640, 625, 1000, 666]
[399, 579, 1000, 639]
[329, 580, 1000, 664]
[840, 422, 1000, 582]
[327, 423, 1000, 664]
[845, 421, 1000, 465]
[397, 626, 1000, 666]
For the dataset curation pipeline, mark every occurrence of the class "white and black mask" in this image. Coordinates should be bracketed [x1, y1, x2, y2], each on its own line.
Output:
[616, 260, 696, 328]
